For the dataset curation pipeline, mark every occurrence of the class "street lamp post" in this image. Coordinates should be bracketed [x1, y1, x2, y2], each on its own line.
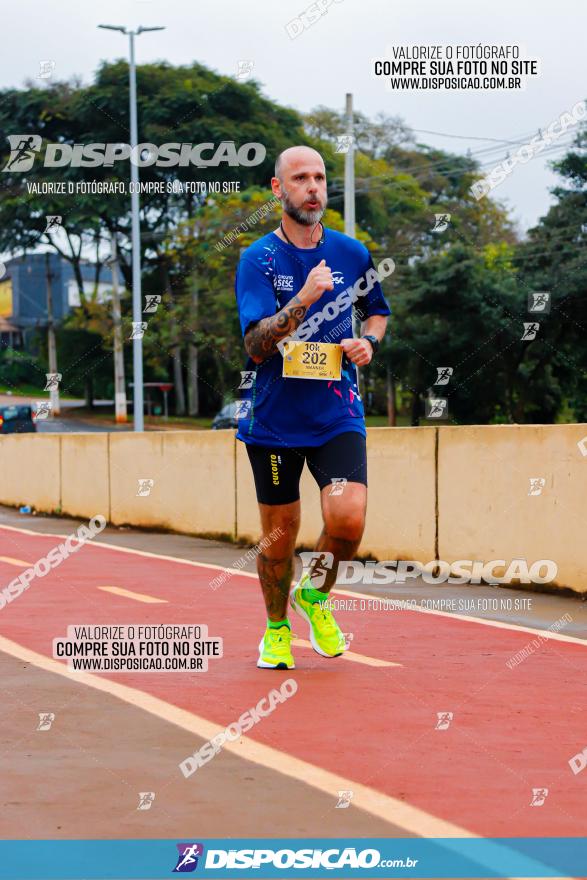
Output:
[98, 23, 165, 432]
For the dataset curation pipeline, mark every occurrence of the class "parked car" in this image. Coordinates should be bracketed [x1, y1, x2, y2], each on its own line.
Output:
[0, 404, 37, 434]
[211, 402, 238, 430]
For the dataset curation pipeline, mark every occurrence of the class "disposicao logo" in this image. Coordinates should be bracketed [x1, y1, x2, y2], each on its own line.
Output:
[173, 843, 204, 872]
[2, 135, 266, 172]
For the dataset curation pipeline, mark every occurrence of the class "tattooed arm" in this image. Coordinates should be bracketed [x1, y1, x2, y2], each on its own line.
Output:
[244, 295, 308, 363]
[244, 258, 334, 364]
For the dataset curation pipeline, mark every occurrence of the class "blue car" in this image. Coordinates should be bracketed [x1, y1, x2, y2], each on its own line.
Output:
[0, 404, 37, 434]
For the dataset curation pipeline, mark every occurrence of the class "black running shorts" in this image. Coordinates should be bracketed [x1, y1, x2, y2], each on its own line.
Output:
[245, 431, 368, 505]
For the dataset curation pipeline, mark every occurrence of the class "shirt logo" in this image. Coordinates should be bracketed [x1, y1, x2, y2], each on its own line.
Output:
[274, 274, 294, 291]
[331, 270, 345, 285]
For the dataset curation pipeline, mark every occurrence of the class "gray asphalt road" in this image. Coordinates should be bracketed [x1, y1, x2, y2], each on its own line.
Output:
[1, 394, 126, 433]
[35, 417, 127, 433]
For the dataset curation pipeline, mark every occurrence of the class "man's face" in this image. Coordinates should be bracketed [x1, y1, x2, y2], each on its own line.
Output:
[272, 156, 328, 226]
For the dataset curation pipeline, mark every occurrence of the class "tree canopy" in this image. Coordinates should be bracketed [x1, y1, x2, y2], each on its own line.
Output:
[1, 62, 585, 424]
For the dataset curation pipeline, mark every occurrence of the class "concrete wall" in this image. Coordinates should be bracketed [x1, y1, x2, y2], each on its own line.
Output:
[61, 434, 109, 520]
[438, 424, 587, 594]
[1, 424, 586, 593]
[109, 431, 236, 537]
[0, 434, 61, 511]
[364, 427, 436, 562]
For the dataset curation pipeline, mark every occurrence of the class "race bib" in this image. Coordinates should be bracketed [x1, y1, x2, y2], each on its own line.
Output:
[281, 341, 342, 381]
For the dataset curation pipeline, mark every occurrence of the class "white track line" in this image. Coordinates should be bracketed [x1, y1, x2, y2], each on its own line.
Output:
[97, 585, 168, 604]
[0, 633, 566, 878]
[292, 638, 402, 668]
[0, 632, 467, 838]
[0, 554, 33, 566]
[339, 588, 586, 646]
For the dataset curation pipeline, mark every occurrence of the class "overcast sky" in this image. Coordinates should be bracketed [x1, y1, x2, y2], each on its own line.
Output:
[3, 0, 584, 233]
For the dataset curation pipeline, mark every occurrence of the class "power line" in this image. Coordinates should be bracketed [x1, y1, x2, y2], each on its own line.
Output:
[412, 127, 536, 145]
[344, 134, 579, 185]
[328, 139, 579, 200]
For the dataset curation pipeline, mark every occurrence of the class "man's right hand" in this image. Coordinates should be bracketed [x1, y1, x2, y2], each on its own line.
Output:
[299, 259, 334, 305]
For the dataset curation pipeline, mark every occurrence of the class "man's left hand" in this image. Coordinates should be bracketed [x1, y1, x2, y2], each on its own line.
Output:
[340, 337, 374, 367]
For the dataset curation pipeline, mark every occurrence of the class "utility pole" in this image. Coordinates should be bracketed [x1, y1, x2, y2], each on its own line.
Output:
[386, 364, 396, 426]
[345, 93, 361, 339]
[44, 253, 60, 416]
[187, 274, 199, 417]
[344, 92, 363, 396]
[98, 24, 165, 431]
[344, 92, 355, 239]
[110, 233, 127, 423]
[128, 29, 143, 431]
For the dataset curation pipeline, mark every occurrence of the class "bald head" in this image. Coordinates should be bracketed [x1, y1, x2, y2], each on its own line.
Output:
[271, 146, 328, 227]
[274, 146, 325, 181]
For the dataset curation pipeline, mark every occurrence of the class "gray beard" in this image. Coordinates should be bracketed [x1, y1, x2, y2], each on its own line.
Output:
[281, 188, 326, 226]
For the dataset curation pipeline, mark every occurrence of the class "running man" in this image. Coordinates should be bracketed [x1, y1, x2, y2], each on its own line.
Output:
[234, 145, 391, 669]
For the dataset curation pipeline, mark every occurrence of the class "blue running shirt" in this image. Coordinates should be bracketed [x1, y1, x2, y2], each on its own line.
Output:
[234, 228, 391, 447]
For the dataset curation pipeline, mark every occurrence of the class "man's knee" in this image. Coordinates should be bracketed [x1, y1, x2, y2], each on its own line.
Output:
[324, 508, 365, 542]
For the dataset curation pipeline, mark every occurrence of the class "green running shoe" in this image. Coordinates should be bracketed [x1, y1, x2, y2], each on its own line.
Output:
[290, 576, 347, 658]
[257, 625, 295, 669]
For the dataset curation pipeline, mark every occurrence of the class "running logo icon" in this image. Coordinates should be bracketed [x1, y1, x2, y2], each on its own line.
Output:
[521, 322, 539, 341]
[34, 401, 52, 421]
[328, 477, 347, 496]
[173, 843, 204, 872]
[335, 789, 354, 808]
[44, 373, 62, 391]
[129, 321, 148, 340]
[143, 294, 161, 314]
[44, 215, 63, 233]
[37, 712, 55, 731]
[2, 135, 42, 172]
[238, 371, 256, 390]
[137, 792, 155, 810]
[528, 292, 551, 314]
[235, 400, 252, 419]
[137, 478, 155, 497]
[435, 711, 453, 730]
[335, 135, 354, 154]
[432, 213, 451, 232]
[298, 551, 334, 588]
[426, 398, 448, 419]
[38, 60, 56, 80]
[236, 60, 254, 81]
[435, 367, 453, 386]
[530, 787, 548, 806]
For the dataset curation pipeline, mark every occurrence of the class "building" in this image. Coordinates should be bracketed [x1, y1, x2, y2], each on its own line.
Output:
[0, 252, 122, 348]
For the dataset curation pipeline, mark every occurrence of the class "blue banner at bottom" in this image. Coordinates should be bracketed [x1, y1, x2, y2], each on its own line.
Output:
[0, 838, 584, 879]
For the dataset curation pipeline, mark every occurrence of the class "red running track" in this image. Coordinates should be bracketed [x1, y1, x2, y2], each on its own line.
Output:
[0, 525, 586, 839]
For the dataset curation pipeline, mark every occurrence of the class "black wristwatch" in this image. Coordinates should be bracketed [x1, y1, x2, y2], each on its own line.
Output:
[362, 334, 380, 356]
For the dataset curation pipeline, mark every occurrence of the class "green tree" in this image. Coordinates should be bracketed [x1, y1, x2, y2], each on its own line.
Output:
[387, 241, 566, 425]
[512, 116, 587, 420]
[0, 61, 307, 302]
